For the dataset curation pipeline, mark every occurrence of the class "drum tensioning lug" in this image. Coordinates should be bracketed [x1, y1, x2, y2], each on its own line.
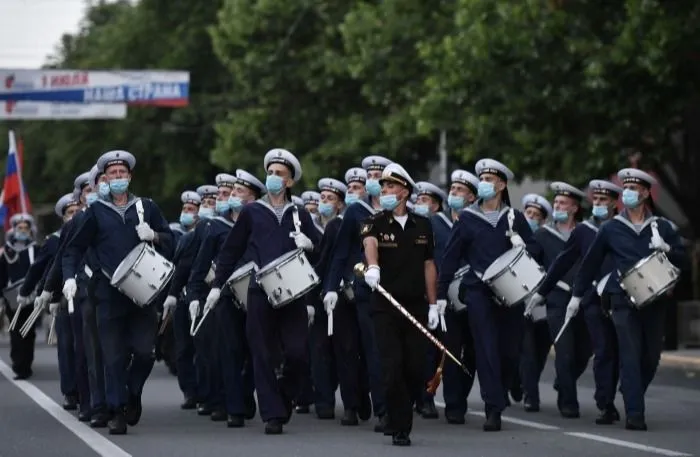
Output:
[275, 269, 283, 280]
[308, 274, 316, 281]
[148, 283, 158, 290]
[635, 271, 644, 279]
[299, 255, 305, 265]
[133, 271, 143, 278]
[159, 271, 168, 280]
[273, 288, 282, 300]
[647, 285, 655, 293]
[286, 288, 293, 297]
[522, 284, 530, 291]
[508, 269, 517, 277]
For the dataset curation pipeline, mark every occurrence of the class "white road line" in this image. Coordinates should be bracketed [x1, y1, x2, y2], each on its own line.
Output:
[433, 400, 561, 431]
[565, 432, 693, 457]
[0, 358, 132, 457]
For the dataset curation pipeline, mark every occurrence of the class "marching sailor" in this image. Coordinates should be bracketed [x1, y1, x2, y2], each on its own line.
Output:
[292, 195, 305, 209]
[163, 190, 203, 410]
[1, 213, 37, 380]
[301, 190, 321, 222]
[440, 170, 479, 424]
[526, 180, 622, 423]
[360, 163, 436, 446]
[437, 159, 537, 431]
[323, 156, 392, 432]
[413, 181, 448, 419]
[62, 150, 174, 435]
[518, 193, 553, 413]
[208, 148, 321, 435]
[565, 168, 687, 431]
[197, 185, 218, 220]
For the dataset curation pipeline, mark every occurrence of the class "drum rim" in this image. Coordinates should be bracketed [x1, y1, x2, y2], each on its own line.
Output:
[626, 278, 680, 308]
[482, 246, 526, 282]
[619, 251, 678, 282]
[267, 276, 321, 308]
[110, 242, 149, 286]
[256, 248, 305, 279]
[227, 261, 259, 283]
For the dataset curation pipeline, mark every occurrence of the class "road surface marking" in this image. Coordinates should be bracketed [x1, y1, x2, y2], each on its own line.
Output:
[566, 432, 693, 457]
[434, 400, 561, 431]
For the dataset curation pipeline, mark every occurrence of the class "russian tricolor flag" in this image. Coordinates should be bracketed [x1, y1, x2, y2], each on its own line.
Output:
[0, 130, 32, 232]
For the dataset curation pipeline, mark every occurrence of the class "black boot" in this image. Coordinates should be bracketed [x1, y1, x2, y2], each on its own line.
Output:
[625, 416, 647, 431]
[180, 397, 197, 410]
[374, 414, 388, 433]
[595, 405, 620, 425]
[90, 411, 110, 428]
[211, 409, 227, 422]
[63, 394, 78, 411]
[125, 394, 142, 426]
[316, 406, 335, 420]
[227, 414, 244, 428]
[483, 411, 502, 432]
[108, 410, 127, 435]
[392, 431, 411, 446]
[341, 409, 358, 426]
[419, 399, 439, 419]
[197, 404, 212, 416]
[264, 419, 284, 435]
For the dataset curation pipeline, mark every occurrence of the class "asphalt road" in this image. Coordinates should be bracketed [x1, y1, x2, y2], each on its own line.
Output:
[0, 336, 698, 457]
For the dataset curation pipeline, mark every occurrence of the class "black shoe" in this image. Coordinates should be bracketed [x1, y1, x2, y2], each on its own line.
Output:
[180, 397, 197, 410]
[524, 402, 540, 413]
[392, 432, 411, 446]
[510, 385, 523, 403]
[264, 419, 284, 435]
[560, 407, 580, 419]
[625, 416, 648, 431]
[12, 368, 32, 380]
[358, 393, 372, 421]
[419, 400, 439, 419]
[63, 394, 78, 411]
[341, 409, 358, 426]
[78, 410, 92, 422]
[125, 394, 142, 426]
[446, 415, 466, 425]
[295, 405, 310, 414]
[90, 412, 109, 428]
[316, 406, 335, 420]
[197, 404, 212, 416]
[595, 405, 620, 425]
[227, 414, 244, 428]
[483, 411, 502, 432]
[374, 414, 388, 433]
[244, 396, 257, 420]
[108, 411, 127, 435]
[211, 409, 227, 422]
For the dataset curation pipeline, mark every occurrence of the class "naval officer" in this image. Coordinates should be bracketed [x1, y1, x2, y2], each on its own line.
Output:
[62, 150, 174, 435]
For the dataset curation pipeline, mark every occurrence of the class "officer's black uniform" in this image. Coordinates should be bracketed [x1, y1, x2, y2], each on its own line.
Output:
[360, 209, 434, 443]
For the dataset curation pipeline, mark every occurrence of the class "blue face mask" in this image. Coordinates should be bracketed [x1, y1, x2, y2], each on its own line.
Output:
[345, 193, 359, 206]
[215, 200, 229, 214]
[413, 204, 430, 216]
[622, 189, 640, 208]
[318, 202, 335, 217]
[109, 178, 129, 195]
[592, 205, 608, 219]
[179, 212, 195, 227]
[379, 194, 399, 211]
[198, 206, 214, 219]
[86, 192, 98, 205]
[477, 181, 496, 200]
[265, 175, 284, 194]
[527, 218, 540, 232]
[447, 195, 465, 210]
[552, 210, 568, 222]
[98, 181, 110, 197]
[366, 179, 381, 197]
[14, 232, 29, 241]
[228, 196, 244, 212]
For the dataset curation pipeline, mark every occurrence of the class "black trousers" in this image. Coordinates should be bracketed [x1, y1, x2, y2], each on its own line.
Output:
[8, 306, 36, 377]
[372, 296, 427, 435]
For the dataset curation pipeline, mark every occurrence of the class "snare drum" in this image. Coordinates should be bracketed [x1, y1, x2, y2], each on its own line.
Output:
[619, 251, 680, 308]
[255, 249, 320, 308]
[482, 246, 545, 306]
[226, 261, 258, 311]
[111, 243, 175, 307]
[448, 265, 471, 312]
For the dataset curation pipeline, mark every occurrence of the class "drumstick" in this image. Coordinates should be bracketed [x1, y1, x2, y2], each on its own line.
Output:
[19, 306, 43, 338]
[47, 315, 57, 345]
[8, 303, 25, 331]
[554, 315, 573, 345]
[327, 312, 333, 336]
[159, 309, 172, 336]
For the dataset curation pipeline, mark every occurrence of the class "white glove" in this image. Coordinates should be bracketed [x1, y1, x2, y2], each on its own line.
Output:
[649, 235, 670, 253]
[33, 292, 49, 311]
[62, 278, 77, 301]
[524, 292, 545, 317]
[136, 222, 156, 242]
[189, 300, 200, 321]
[204, 288, 221, 312]
[49, 302, 60, 315]
[510, 233, 525, 247]
[436, 299, 447, 332]
[323, 292, 338, 314]
[163, 295, 177, 319]
[364, 265, 380, 290]
[306, 305, 315, 327]
[565, 296, 582, 321]
[17, 294, 30, 306]
[289, 232, 313, 251]
[428, 304, 440, 330]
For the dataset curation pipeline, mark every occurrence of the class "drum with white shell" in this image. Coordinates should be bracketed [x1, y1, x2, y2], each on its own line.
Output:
[255, 249, 320, 308]
[110, 242, 174, 307]
[482, 246, 545, 306]
[619, 250, 680, 308]
[226, 261, 258, 311]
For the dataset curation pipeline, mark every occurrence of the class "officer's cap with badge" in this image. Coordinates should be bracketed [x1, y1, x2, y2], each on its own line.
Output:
[416, 181, 447, 205]
[379, 163, 417, 192]
[361, 155, 392, 172]
[617, 168, 657, 188]
[264, 148, 303, 180]
[181, 191, 201, 206]
[475, 158, 514, 182]
[55, 193, 81, 217]
[301, 191, 321, 205]
[235, 169, 266, 196]
[521, 193, 553, 218]
[88, 164, 101, 189]
[96, 150, 136, 174]
[451, 169, 480, 194]
[10, 213, 34, 228]
[215, 173, 237, 189]
[318, 178, 347, 198]
[550, 181, 587, 202]
[196, 185, 218, 199]
[291, 195, 305, 207]
[588, 180, 622, 198]
[345, 167, 367, 184]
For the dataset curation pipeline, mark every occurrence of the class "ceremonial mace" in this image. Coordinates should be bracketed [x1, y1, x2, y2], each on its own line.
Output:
[353, 263, 472, 394]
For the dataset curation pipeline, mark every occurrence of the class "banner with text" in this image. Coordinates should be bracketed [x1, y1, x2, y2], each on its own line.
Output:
[0, 101, 127, 120]
[0, 70, 189, 107]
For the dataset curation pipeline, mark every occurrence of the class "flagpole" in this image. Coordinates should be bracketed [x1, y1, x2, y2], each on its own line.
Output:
[9, 130, 28, 215]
